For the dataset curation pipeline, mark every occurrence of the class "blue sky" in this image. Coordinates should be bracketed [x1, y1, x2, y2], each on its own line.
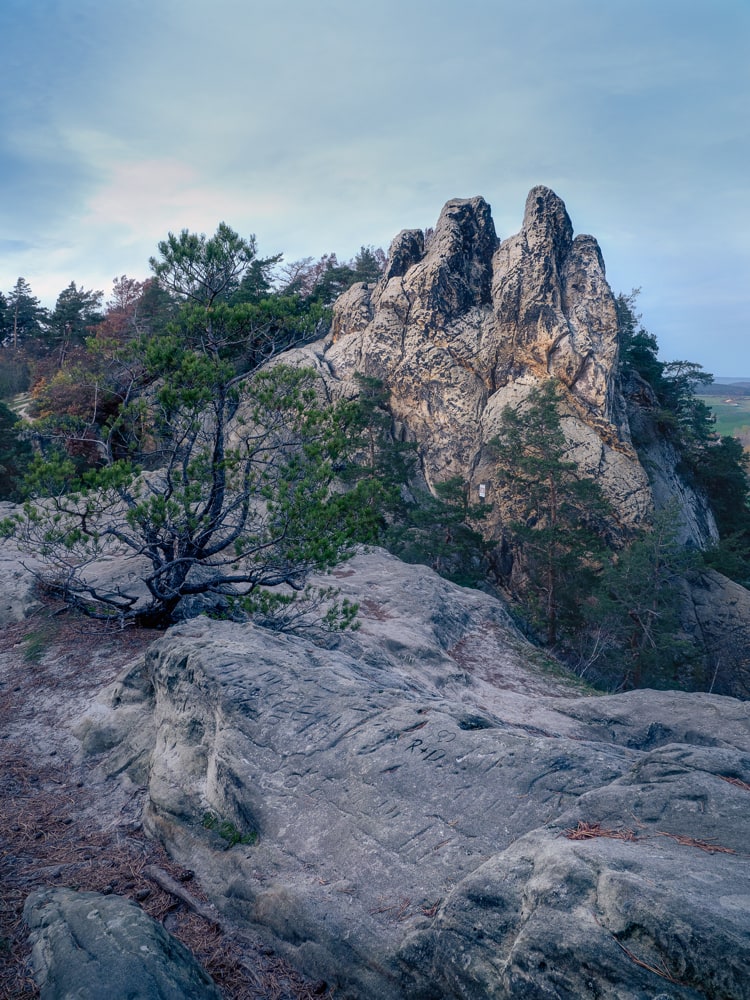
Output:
[0, 0, 748, 374]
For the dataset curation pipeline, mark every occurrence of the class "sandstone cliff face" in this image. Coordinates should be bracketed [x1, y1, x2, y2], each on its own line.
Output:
[317, 186, 716, 547]
[622, 369, 720, 547]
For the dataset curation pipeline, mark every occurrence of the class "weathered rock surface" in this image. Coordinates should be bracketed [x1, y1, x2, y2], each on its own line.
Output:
[318, 186, 694, 543]
[23, 887, 221, 1000]
[85, 550, 750, 999]
[684, 569, 750, 700]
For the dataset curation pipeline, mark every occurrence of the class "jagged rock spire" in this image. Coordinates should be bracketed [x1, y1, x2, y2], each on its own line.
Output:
[322, 187, 715, 547]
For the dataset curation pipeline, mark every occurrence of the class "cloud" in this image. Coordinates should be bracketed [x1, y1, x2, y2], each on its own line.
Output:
[0, 0, 747, 371]
[86, 158, 230, 240]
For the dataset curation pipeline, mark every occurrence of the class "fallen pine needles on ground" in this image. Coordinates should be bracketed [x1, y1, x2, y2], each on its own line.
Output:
[563, 821, 638, 842]
[0, 602, 332, 1000]
[719, 774, 750, 792]
[611, 936, 690, 987]
[656, 831, 736, 855]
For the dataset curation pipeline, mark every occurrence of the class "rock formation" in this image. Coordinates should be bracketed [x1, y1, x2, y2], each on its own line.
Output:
[4, 188, 749, 998]
[300, 186, 716, 548]
[83, 550, 750, 1000]
[24, 887, 221, 999]
[279, 185, 750, 689]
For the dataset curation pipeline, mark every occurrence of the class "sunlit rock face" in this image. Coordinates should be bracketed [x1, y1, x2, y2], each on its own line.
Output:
[490, 186, 620, 421]
[323, 186, 715, 546]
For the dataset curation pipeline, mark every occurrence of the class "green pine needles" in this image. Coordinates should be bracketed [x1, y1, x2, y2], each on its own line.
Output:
[490, 379, 702, 690]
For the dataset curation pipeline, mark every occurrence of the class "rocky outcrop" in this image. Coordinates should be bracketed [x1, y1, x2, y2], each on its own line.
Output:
[684, 569, 750, 699]
[490, 187, 619, 420]
[281, 187, 739, 684]
[295, 185, 718, 553]
[23, 887, 221, 999]
[621, 370, 719, 547]
[84, 550, 750, 1000]
[319, 186, 669, 541]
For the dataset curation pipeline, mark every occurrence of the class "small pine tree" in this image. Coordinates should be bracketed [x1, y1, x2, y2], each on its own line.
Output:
[583, 505, 700, 689]
[491, 380, 610, 646]
[7, 277, 47, 350]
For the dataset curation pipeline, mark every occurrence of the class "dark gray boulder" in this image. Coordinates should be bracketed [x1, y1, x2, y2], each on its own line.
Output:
[23, 887, 221, 1000]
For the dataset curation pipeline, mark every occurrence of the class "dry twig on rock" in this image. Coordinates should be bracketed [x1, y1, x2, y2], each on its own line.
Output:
[656, 831, 736, 855]
[144, 865, 224, 928]
[563, 821, 638, 842]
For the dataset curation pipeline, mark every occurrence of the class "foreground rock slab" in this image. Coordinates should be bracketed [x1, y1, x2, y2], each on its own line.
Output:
[86, 551, 750, 999]
[24, 887, 221, 1000]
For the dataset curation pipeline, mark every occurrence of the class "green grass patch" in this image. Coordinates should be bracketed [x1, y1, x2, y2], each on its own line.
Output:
[202, 811, 257, 847]
[698, 395, 750, 443]
[22, 625, 55, 664]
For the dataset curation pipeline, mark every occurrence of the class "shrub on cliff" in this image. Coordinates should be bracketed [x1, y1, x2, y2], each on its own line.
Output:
[617, 289, 750, 586]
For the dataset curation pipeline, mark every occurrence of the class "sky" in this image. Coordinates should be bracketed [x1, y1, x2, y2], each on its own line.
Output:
[0, 0, 748, 375]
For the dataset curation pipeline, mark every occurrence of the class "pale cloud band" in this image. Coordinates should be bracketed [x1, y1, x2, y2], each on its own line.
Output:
[0, 0, 747, 373]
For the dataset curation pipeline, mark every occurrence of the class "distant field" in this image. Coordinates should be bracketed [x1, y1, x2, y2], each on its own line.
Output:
[699, 394, 750, 446]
